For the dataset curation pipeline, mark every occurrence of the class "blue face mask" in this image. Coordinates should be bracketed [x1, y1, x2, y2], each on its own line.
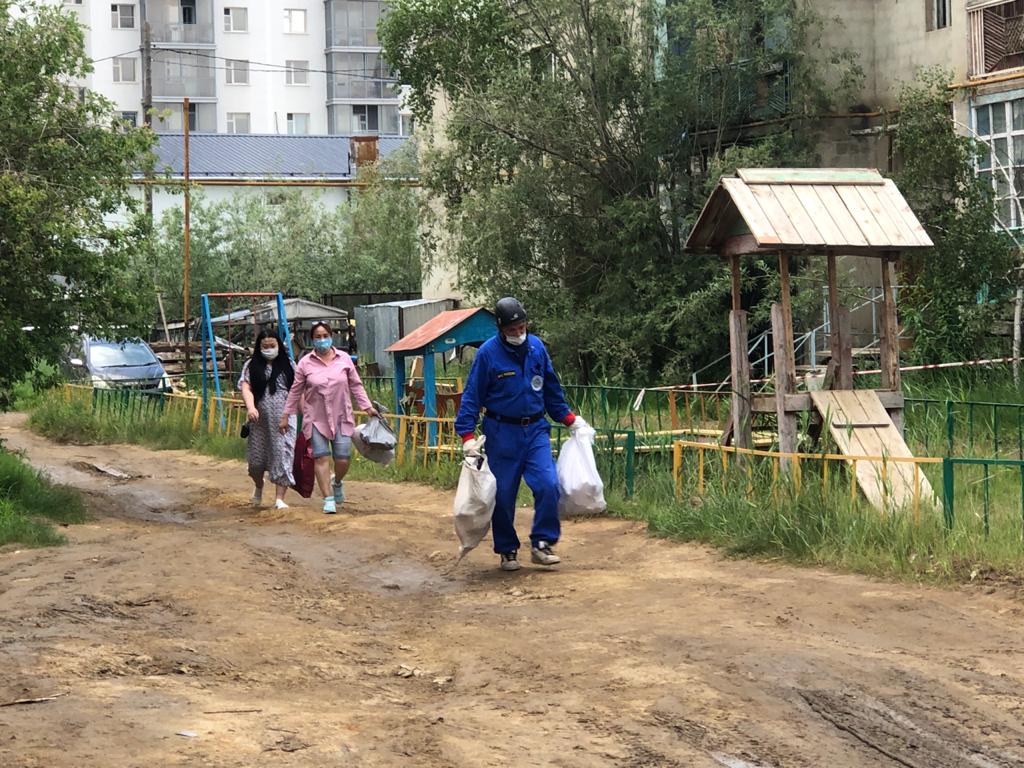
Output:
[313, 338, 333, 352]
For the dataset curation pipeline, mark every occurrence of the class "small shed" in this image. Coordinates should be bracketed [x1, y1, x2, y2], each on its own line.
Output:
[685, 168, 935, 511]
[355, 298, 457, 376]
[385, 308, 496, 443]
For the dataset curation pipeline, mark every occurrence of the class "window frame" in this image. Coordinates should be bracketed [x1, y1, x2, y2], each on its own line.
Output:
[225, 59, 250, 85]
[110, 3, 136, 29]
[928, 0, 952, 31]
[226, 112, 251, 134]
[285, 60, 309, 86]
[283, 8, 307, 34]
[119, 110, 139, 127]
[287, 112, 310, 134]
[112, 56, 137, 83]
[223, 7, 248, 32]
[972, 93, 1024, 229]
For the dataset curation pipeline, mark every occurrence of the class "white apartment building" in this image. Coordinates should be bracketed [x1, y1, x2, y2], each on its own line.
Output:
[59, 0, 412, 136]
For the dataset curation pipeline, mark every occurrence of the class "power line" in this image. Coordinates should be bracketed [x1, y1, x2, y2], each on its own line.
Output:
[157, 47, 399, 80]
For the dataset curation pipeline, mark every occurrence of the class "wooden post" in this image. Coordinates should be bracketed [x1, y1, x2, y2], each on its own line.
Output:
[772, 303, 797, 471]
[778, 253, 796, 376]
[730, 255, 742, 311]
[730, 310, 752, 455]
[880, 254, 903, 434]
[836, 307, 854, 390]
[879, 255, 900, 391]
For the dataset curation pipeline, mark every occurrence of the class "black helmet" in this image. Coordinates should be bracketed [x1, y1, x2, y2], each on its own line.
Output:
[495, 297, 528, 328]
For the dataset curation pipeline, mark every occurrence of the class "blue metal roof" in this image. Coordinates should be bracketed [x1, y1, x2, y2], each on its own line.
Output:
[149, 133, 410, 179]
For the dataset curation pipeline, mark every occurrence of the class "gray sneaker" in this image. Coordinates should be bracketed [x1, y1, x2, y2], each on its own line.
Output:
[531, 541, 561, 565]
[332, 480, 345, 504]
[499, 552, 521, 571]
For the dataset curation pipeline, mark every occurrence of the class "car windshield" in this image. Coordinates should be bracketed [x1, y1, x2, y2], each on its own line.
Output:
[89, 341, 158, 368]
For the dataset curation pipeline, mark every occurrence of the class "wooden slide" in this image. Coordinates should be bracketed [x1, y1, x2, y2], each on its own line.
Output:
[809, 390, 937, 512]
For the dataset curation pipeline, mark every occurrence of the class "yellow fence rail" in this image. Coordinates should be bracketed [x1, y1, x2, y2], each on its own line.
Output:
[671, 439, 943, 522]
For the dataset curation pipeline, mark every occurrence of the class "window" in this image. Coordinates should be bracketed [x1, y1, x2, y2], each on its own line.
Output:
[111, 3, 135, 29]
[328, 104, 400, 135]
[112, 57, 137, 83]
[285, 60, 309, 85]
[973, 97, 1024, 228]
[327, 52, 397, 99]
[155, 101, 215, 131]
[226, 112, 251, 134]
[76, 87, 87, 103]
[180, 0, 196, 24]
[970, 1, 1024, 75]
[287, 112, 310, 134]
[327, 0, 383, 47]
[225, 59, 249, 84]
[283, 8, 307, 34]
[401, 113, 415, 136]
[64, 0, 84, 5]
[929, 0, 951, 30]
[119, 111, 138, 126]
[224, 7, 248, 32]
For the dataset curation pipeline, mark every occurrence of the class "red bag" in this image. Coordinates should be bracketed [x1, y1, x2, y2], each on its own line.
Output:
[292, 433, 315, 498]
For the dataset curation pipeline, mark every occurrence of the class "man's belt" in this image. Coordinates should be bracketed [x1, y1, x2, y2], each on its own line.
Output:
[485, 411, 545, 426]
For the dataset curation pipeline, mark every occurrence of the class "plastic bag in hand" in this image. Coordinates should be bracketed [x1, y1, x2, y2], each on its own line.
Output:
[556, 425, 607, 516]
[454, 436, 496, 559]
[361, 414, 397, 449]
[353, 423, 395, 466]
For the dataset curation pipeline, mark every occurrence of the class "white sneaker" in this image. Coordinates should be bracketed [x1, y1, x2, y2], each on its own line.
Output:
[531, 542, 561, 565]
[323, 497, 336, 514]
[499, 552, 521, 571]
[274, 499, 289, 510]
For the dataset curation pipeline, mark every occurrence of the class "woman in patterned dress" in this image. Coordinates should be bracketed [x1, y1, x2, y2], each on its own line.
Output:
[239, 330, 296, 509]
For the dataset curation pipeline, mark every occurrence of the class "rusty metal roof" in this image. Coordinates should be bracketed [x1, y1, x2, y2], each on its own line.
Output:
[685, 168, 933, 255]
[385, 308, 492, 353]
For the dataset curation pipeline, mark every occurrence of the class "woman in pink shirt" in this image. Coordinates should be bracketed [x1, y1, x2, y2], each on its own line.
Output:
[280, 321, 379, 513]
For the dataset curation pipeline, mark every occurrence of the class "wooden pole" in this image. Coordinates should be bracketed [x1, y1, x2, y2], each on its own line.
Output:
[157, 293, 171, 343]
[729, 310, 752, 455]
[880, 254, 903, 434]
[772, 303, 797, 471]
[827, 255, 853, 389]
[730, 255, 742, 311]
[778, 253, 796, 376]
[183, 97, 191, 374]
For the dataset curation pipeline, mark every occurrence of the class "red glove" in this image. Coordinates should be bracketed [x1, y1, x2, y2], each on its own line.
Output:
[562, 413, 576, 427]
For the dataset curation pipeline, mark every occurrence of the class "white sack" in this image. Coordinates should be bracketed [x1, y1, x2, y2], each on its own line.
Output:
[557, 426, 607, 517]
[454, 437, 496, 559]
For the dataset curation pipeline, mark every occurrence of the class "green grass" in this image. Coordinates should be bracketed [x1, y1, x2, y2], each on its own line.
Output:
[0, 448, 87, 547]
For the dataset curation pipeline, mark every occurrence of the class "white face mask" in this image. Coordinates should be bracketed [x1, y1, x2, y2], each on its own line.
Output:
[261, 347, 279, 361]
[505, 333, 527, 346]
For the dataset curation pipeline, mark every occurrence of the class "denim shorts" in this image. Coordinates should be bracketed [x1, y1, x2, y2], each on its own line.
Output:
[310, 426, 352, 459]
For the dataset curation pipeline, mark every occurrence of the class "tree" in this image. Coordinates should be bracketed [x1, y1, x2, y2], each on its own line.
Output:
[381, 0, 861, 383]
[0, 0, 155, 405]
[893, 71, 1015, 365]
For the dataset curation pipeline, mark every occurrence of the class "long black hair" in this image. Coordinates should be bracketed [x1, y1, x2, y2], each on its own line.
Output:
[248, 329, 294, 403]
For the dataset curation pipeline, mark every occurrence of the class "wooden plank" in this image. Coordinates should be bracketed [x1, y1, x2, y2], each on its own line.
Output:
[730, 255, 742, 311]
[879, 257, 901, 391]
[768, 184, 826, 245]
[749, 184, 803, 244]
[867, 184, 919, 247]
[792, 185, 845, 244]
[880, 180, 933, 247]
[826, 254, 842, 380]
[771, 303, 797, 470]
[687, 185, 736, 250]
[730, 310, 752, 453]
[737, 168, 884, 185]
[810, 186, 869, 247]
[836, 306, 854, 390]
[778, 253, 796, 379]
[752, 391, 904, 413]
[854, 185, 912, 247]
[722, 177, 782, 244]
[836, 185, 891, 247]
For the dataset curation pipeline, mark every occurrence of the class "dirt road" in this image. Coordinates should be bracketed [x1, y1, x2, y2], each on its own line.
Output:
[2, 412, 1024, 767]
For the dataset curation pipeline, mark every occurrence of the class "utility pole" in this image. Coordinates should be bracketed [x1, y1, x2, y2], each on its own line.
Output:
[183, 97, 192, 374]
[140, 0, 153, 228]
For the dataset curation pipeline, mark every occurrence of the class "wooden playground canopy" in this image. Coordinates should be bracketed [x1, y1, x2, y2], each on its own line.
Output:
[685, 168, 936, 511]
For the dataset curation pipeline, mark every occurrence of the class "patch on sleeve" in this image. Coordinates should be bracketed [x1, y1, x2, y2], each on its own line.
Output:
[497, 370, 516, 379]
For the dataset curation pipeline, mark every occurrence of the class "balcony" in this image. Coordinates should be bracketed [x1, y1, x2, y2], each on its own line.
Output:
[969, 0, 1024, 76]
[146, 0, 215, 45]
[326, 0, 385, 48]
[152, 51, 216, 99]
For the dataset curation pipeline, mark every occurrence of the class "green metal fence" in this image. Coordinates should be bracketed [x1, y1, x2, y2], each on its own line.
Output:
[941, 456, 1024, 539]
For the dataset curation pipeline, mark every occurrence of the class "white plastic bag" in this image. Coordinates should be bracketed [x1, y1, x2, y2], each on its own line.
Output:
[557, 426, 607, 517]
[361, 414, 397, 449]
[353, 423, 395, 466]
[453, 437, 496, 560]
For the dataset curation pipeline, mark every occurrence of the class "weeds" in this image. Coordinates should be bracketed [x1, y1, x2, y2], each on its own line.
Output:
[0, 448, 87, 547]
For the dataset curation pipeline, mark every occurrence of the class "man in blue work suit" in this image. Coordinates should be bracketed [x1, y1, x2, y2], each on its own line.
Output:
[456, 297, 589, 572]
